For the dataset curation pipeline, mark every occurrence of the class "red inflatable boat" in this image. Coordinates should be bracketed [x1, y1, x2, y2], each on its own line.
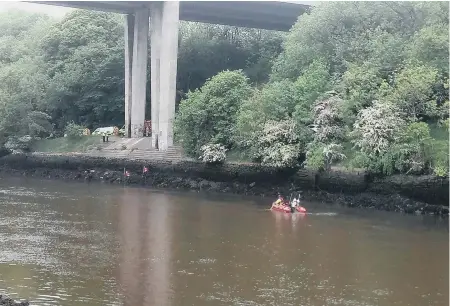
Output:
[271, 203, 307, 214]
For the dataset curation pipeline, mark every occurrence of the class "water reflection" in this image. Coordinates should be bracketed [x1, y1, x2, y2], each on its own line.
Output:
[117, 189, 172, 306]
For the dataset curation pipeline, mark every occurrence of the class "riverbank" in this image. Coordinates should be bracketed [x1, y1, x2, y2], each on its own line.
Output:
[0, 153, 448, 216]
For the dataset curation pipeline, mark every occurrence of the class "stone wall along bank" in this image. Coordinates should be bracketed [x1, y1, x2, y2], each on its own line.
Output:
[0, 153, 448, 216]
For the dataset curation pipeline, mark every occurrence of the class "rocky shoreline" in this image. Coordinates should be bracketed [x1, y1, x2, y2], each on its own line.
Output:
[0, 295, 28, 306]
[0, 153, 448, 216]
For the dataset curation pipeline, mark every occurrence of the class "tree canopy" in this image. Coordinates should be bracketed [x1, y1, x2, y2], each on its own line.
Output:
[0, 9, 282, 141]
[176, 1, 449, 176]
[0, 2, 448, 176]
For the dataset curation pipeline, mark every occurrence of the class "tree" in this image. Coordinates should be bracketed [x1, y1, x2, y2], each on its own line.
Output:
[177, 22, 283, 100]
[387, 64, 439, 120]
[351, 101, 406, 156]
[292, 59, 330, 125]
[339, 63, 383, 124]
[407, 23, 449, 77]
[235, 60, 329, 163]
[174, 70, 252, 157]
[41, 10, 125, 130]
[271, 2, 449, 80]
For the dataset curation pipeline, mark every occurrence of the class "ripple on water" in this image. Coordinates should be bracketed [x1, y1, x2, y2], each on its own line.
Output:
[312, 212, 339, 216]
[197, 258, 217, 264]
[325, 297, 377, 306]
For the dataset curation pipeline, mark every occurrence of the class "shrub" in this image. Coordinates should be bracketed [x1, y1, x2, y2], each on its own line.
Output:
[254, 119, 310, 168]
[310, 93, 346, 142]
[433, 163, 448, 177]
[199, 143, 227, 164]
[350, 101, 406, 155]
[234, 81, 299, 161]
[351, 121, 447, 176]
[174, 70, 252, 157]
[25, 111, 53, 138]
[304, 93, 347, 171]
[429, 139, 449, 177]
[64, 122, 84, 139]
[304, 142, 346, 171]
[388, 64, 439, 120]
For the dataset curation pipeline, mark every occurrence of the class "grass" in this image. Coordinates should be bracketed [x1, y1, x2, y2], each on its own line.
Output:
[31, 136, 107, 153]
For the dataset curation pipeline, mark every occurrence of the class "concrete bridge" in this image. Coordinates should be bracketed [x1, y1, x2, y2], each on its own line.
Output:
[34, 1, 312, 150]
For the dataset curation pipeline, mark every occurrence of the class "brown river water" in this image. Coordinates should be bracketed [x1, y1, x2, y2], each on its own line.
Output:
[0, 177, 448, 306]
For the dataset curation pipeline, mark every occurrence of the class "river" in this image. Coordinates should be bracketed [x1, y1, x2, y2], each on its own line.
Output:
[0, 177, 447, 306]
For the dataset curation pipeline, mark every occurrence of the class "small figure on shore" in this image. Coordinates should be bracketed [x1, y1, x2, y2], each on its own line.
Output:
[142, 166, 149, 185]
[124, 169, 131, 184]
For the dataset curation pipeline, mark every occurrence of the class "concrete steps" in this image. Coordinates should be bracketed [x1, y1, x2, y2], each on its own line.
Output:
[103, 137, 149, 150]
[87, 146, 184, 161]
[98, 137, 185, 160]
[32, 137, 185, 162]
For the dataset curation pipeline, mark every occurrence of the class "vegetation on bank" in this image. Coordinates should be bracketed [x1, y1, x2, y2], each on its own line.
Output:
[30, 136, 105, 153]
[0, 2, 448, 178]
[174, 2, 449, 177]
[0, 9, 282, 147]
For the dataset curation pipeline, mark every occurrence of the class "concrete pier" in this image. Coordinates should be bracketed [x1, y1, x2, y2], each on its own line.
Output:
[150, 2, 162, 149]
[125, 1, 179, 149]
[130, 9, 149, 138]
[124, 14, 134, 138]
[158, 1, 180, 151]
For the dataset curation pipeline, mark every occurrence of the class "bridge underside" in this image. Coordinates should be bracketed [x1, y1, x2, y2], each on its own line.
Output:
[34, 1, 310, 31]
[32, 1, 310, 151]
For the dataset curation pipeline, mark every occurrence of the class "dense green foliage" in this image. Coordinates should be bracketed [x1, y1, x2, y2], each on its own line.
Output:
[0, 9, 282, 143]
[174, 70, 252, 156]
[64, 122, 85, 139]
[1, 2, 448, 177]
[175, 2, 448, 176]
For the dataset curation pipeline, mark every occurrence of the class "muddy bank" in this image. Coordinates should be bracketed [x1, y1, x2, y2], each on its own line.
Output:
[0, 153, 448, 216]
[0, 295, 28, 306]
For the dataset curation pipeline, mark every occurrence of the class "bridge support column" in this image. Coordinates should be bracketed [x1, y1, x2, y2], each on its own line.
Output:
[129, 10, 149, 138]
[124, 14, 134, 138]
[150, 1, 179, 150]
[150, 3, 162, 148]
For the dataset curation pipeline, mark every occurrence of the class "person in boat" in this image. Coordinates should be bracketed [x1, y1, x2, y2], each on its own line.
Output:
[290, 197, 300, 213]
[290, 197, 297, 211]
[274, 194, 285, 206]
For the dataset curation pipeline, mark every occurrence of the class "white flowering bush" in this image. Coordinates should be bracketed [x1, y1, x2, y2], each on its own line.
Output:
[348, 104, 446, 176]
[254, 119, 310, 168]
[350, 101, 406, 155]
[323, 143, 347, 166]
[199, 143, 227, 164]
[311, 94, 346, 142]
[305, 93, 347, 171]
